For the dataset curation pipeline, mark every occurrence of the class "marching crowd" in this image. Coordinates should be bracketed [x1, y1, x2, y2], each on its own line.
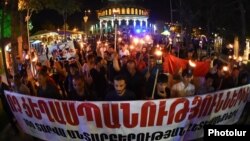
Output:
[0, 37, 250, 136]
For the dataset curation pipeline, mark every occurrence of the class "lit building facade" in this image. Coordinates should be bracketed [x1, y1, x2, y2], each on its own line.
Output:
[96, 0, 151, 33]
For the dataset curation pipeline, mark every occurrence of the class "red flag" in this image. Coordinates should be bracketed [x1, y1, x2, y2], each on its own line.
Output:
[163, 54, 210, 77]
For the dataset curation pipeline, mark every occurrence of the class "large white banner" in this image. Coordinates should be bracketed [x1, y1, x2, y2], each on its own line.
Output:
[4, 84, 250, 141]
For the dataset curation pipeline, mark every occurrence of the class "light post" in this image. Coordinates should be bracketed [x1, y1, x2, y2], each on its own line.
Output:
[113, 9, 119, 52]
[83, 10, 91, 35]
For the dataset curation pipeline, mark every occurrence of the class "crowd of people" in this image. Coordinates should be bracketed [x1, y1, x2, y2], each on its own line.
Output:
[1, 35, 250, 136]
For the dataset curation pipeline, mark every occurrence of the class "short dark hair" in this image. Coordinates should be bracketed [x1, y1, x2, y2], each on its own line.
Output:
[157, 73, 168, 83]
[182, 69, 193, 77]
[114, 75, 127, 83]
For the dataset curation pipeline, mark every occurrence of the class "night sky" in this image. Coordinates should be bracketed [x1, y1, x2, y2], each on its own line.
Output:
[30, 0, 172, 34]
[30, 0, 250, 37]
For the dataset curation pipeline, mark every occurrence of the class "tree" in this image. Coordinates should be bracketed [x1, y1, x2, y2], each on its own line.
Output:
[18, 0, 46, 52]
[46, 0, 80, 41]
[0, 1, 10, 76]
[9, 0, 20, 74]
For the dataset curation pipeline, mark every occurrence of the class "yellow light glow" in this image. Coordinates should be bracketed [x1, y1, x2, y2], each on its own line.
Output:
[155, 50, 163, 56]
[139, 39, 145, 44]
[229, 55, 232, 59]
[133, 38, 139, 44]
[130, 45, 134, 50]
[223, 66, 229, 72]
[189, 60, 196, 68]
[145, 35, 151, 41]
[238, 56, 243, 61]
[32, 57, 38, 62]
[233, 55, 237, 60]
[228, 44, 233, 49]
[73, 28, 78, 32]
[118, 37, 122, 42]
[25, 54, 29, 60]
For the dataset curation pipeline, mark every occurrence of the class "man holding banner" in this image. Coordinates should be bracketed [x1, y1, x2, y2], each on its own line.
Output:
[171, 69, 195, 98]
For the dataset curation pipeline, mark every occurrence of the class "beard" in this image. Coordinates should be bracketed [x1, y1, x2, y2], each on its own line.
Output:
[116, 89, 126, 96]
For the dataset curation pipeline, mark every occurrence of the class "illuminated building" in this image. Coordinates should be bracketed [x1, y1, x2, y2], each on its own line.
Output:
[97, 0, 151, 33]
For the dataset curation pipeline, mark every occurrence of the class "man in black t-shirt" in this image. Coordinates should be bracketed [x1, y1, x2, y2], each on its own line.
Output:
[105, 75, 136, 101]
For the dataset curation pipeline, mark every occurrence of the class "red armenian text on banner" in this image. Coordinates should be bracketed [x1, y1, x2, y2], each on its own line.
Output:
[163, 54, 210, 77]
[4, 84, 250, 141]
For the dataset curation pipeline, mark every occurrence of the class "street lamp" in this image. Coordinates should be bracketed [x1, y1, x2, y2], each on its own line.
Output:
[83, 10, 91, 34]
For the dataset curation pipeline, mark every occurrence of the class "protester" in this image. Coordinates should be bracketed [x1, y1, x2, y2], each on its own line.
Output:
[154, 73, 171, 99]
[68, 74, 97, 101]
[171, 69, 195, 97]
[105, 75, 136, 101]
[0, 76, 19, 134]
[196, 73, 215, 95]
[13, 73, 30, 95]
[90, 56, 108, 100]
[64, 63, 80, 96]
[123, 59, 146, 99]
[37, 70, 62, 99]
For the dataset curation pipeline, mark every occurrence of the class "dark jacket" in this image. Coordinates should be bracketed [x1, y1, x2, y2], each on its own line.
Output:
[105, 90, 136, 101]
[37, 84, 62, 99]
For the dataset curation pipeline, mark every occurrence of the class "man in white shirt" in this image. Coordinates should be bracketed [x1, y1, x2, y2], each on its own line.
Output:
[171, 69, 195, 98]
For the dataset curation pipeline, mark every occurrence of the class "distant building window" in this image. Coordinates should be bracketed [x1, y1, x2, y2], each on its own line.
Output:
[117, 8, 121, 14]
[126, 8, 130, 14]
[109, 9, 112, 15]
[139, 9, 142, 15]
[105, 10, 108, 15]
[142, 10, 144, 15]
[122, 8, 125, 14]
[135, 9, 138, 15]
[131, 8, 134, 14]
